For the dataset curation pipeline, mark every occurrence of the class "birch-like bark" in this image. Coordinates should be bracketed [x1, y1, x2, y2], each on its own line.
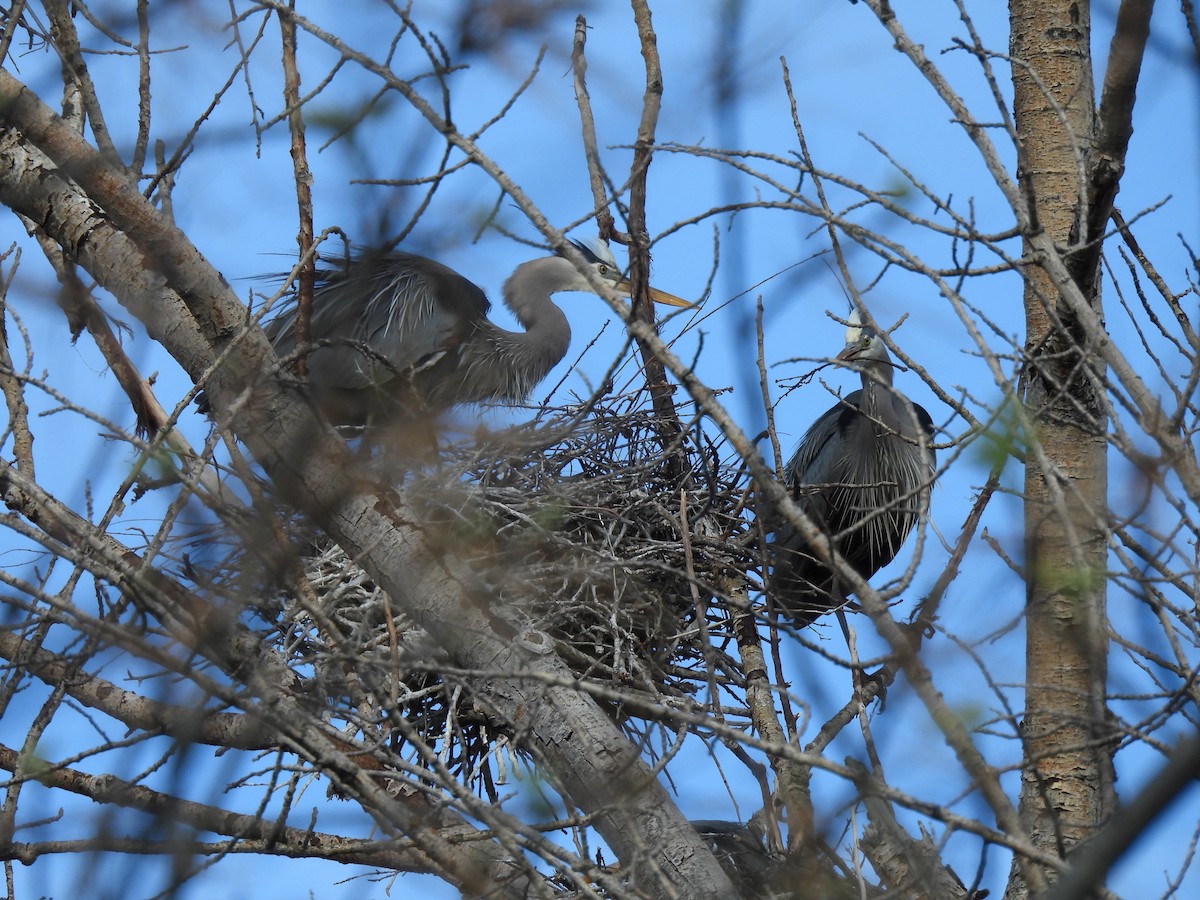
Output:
[1008, 1, 1115, 895]
[0, 68, 735, 900]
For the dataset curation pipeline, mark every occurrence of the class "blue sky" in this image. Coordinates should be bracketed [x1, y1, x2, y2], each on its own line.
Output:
[3, 1, 1198, 898]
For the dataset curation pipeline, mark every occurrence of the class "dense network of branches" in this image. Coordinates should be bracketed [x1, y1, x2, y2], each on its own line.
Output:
[0, 3, 1198, 900]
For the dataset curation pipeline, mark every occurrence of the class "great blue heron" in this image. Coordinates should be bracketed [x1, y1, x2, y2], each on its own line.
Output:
[771, 310, 935, 626]
[264, 237, 689, 426]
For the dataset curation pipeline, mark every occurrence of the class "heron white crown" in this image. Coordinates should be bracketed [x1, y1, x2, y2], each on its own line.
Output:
[568, 235, 619, 269]
[844, 307, 865, 343]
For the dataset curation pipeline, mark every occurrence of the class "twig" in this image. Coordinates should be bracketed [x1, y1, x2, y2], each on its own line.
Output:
[0, 250, 34, 477]
[733, 595, 815, 853]
[279, 1, 316, 378]
[571, 16, 617, 241]
[625, 0, 684, 462]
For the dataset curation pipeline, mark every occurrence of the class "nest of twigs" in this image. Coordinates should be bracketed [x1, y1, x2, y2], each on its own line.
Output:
[272, 393, 762, 794]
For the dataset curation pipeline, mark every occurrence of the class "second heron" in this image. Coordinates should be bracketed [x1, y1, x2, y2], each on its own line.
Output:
[771, 310, 936, 626]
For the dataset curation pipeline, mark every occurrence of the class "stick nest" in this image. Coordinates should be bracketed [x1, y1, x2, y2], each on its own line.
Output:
[273, 394, 762, 795]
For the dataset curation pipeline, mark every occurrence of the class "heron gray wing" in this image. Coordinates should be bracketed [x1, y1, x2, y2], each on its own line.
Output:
[897, 393, 937, 472]
[879, 391, 938, 528]
[784, 390, 864, 522]
[264, 290, 371, 390]
[774, 389, 890, 624]
[265, 251, 490, 392]
[352, 253, 485, 390]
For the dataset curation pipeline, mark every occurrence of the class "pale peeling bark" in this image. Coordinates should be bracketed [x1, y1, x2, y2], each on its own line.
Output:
[0, 69, 736, 900]
[1008, 1, 1115, 896]
[856, 761, 974, 900]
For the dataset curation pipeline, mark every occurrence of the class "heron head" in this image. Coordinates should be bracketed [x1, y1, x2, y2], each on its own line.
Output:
[563, 237, 691, 308]
[834, 309, 893, 372]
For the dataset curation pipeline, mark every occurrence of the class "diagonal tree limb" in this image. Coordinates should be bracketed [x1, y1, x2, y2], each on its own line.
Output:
[0, 67, 735, 900]
[0, 743, 441, 874]
[0, 464, 537, 899]
[1091, 0, 1155, 220]
[0, 631, 278, 751]
[851, 758, 974, 900]
[1040, 730, 1200, 900]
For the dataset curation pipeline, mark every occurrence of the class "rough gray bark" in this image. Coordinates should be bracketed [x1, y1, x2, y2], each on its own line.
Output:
[1008, 0, 1117, 896]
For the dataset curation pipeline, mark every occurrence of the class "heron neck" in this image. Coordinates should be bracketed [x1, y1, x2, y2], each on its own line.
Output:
[858, 358, 896, 420]
[858, 353, 894, 388]
[498, 258, 572, 372]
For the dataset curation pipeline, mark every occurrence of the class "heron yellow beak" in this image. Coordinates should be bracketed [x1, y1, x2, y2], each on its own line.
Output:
[613, 278, 693, 308]
[646, 285, 693, 308]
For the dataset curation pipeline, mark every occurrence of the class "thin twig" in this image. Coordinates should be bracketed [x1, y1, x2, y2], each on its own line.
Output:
[571, 16, 616, 241]
[279, 1, 316, 378]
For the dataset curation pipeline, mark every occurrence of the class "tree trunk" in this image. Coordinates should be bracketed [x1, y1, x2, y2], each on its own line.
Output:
[1009, 0, 1114, 895]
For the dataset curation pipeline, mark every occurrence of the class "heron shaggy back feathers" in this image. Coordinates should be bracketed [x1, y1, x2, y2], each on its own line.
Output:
[771, 310, 935, 626]
[262, 238, 687, 426]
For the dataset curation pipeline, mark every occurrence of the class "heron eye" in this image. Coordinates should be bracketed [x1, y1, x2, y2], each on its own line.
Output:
[598, 264, 608, 275]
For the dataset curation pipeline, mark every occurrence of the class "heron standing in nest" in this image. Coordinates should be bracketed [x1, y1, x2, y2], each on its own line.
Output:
[264, 237, 690, 429]
[771, 310, 936, 626]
